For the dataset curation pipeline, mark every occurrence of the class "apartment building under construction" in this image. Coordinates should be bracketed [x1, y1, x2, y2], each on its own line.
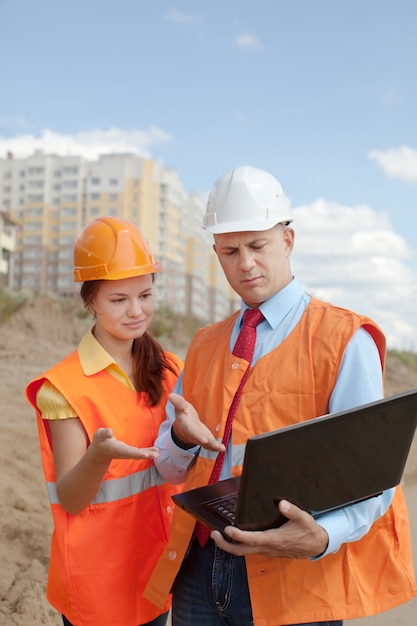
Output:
[0, 151, 238, 323]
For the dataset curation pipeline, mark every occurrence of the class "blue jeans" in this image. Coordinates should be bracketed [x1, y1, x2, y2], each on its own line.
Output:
[172, 537, 343, 626]
[62, 611, 169, 626]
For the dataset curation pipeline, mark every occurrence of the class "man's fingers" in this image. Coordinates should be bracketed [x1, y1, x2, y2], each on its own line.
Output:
[168, 392, 188, 412]
[278, 499, 309, 522]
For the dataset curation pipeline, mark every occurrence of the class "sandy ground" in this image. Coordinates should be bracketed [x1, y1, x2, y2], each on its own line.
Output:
[0, 294, 416, 625]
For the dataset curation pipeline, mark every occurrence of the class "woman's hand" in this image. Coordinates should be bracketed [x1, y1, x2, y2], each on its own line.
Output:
[90, 427, 159, 461]
[50, 419, 159, 516]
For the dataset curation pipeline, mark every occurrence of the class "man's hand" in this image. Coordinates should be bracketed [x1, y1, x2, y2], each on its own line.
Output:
[169, 393, 225, 452]
[211, 499, 329, 559]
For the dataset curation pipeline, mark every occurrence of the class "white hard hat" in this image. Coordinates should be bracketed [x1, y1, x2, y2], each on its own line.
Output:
[203, 166, 293, 234]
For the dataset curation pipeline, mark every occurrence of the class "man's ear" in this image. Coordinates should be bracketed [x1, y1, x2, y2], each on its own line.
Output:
[283, 227, 295, 254]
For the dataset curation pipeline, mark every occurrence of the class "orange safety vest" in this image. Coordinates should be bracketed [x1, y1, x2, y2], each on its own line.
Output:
[26, 349, 183, 626]
[145, 299, 417, 625]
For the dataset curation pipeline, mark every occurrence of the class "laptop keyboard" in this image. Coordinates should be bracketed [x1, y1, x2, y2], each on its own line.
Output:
[203, 493, 239, 525]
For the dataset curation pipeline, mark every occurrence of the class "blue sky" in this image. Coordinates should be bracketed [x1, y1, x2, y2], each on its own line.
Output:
[1, 0, 416, 350]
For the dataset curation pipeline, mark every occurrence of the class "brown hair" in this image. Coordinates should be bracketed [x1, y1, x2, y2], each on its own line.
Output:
[80, 279, 179, 406]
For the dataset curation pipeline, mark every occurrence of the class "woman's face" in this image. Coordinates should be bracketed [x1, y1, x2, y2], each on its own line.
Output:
[90, 274, 155, 345]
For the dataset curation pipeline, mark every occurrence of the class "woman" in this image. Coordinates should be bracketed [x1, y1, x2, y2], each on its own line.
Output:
[26, 217, 183, 626]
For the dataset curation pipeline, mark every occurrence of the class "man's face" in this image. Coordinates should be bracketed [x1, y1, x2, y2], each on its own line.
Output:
[213, 224, 294, 307]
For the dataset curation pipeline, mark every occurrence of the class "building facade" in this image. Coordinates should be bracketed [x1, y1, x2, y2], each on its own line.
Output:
[0, 151, 238, 322]
[0, 211, 17, 288]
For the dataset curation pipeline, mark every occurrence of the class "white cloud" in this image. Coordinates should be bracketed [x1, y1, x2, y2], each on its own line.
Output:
[291, 199, 417, 350]
[368, 145, 417, 183]
[235, 32, 262, 49]
[163, 9, 204, 25]
[0, 127, 172, 161]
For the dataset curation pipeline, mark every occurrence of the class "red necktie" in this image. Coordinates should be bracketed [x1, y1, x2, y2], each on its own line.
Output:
[194, 307, 264, 547]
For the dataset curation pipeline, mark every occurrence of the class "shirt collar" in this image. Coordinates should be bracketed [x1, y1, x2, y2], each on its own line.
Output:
[239, 276, 304, 330]
[78, 328, 116, 376]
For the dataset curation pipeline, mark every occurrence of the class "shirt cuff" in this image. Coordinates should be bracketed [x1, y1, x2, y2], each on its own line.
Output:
[155, 426, 200, 483]
[168, 425, 200, 458]
[310, 508, 351, 560]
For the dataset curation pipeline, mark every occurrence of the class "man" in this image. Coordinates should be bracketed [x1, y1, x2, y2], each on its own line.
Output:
[145, 166, 416, 625]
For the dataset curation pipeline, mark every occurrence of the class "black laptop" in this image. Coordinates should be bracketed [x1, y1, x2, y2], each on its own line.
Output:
[172, 389, 417, 535]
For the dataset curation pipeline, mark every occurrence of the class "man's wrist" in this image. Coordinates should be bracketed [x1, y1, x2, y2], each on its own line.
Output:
[171, 425, 196, 450]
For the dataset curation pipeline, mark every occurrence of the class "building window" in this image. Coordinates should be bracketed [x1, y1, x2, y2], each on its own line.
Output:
[60, 221, 76, 230]
[61, 208, 77, 217]
[25, 236, 42, 244]
[22, 276, 41, 288]
[58, 277, 74, 288]
[26, 221, 42, 229]
[59, 236, 75, 245]
[58, 248, 73, 259]
[63, 166, 79, 175]
[23, 249, 42, 259]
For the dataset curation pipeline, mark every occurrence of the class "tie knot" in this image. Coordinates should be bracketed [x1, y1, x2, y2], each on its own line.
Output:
[242, 307, 264, 328]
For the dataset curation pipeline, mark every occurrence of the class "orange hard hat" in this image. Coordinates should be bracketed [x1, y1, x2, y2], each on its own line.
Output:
[73, 216, 162, 282]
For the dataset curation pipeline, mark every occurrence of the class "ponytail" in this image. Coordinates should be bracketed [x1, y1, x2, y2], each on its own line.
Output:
[131, 332, 180, 406]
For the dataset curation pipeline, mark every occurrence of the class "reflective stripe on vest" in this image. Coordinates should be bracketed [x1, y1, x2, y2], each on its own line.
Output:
[46, 464, 165, 505]
[197, 443, 246, 468]
[232, 443, 245, 467]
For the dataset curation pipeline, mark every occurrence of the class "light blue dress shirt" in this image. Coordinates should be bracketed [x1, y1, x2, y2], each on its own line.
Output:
[155, 277, 394, 557]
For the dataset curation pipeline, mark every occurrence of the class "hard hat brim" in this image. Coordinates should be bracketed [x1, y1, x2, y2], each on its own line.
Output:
[73, 262, 162, 282]
[204, 217, 293, 235]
